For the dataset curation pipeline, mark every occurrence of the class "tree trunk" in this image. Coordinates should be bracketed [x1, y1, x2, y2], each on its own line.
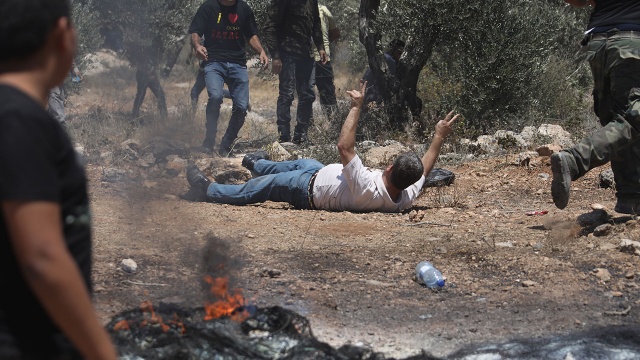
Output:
[359, 0, 436, 125]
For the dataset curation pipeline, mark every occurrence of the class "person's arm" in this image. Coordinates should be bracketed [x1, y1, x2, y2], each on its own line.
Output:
[190, 33, 208, 61]
[326, 8, 340, 43]
[421, 111, 458, 176]
[2, 201, 117, 360]
[248, 35, 269, 70]
[264, 0, 287, 74]
[337, 81, 367, 166]
[564, 0, 595, 7]
[311, 0, 327, 64]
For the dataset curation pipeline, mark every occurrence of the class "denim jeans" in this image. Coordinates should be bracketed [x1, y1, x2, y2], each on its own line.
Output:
[276, 54, 316, 143]
[206, 158, 324, 209]
[203, 61, 249, 152]
[190, 67, 231, 109]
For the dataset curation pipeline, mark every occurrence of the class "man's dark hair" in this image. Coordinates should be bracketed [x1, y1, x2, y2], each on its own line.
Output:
[0, 0, 71, 64]
[389, 152, 424, 190]
[387, 39, 405, 54]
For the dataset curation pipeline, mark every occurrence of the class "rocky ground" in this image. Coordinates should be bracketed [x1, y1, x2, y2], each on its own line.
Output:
[67, 53, 640, 358]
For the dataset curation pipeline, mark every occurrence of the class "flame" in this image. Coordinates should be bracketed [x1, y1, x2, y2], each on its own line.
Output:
[203, 275, 249, 322]
[139, 300, 171, 332]
[113, 319, 130, 331]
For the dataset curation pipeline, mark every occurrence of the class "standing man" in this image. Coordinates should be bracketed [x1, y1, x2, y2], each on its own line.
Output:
[312, 4, 340, 121]
[189, 0, 269, 156]
[0, 0, 117, 358]
[362, 39, 405, 107]
[263, 0, 328, 145]
[551, 0, 640, 213]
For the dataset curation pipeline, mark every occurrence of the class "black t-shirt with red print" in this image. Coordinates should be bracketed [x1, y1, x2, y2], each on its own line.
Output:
[189, 0, 259, 65]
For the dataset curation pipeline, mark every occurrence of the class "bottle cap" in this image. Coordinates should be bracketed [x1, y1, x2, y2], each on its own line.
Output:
[436, 279, 445, 288]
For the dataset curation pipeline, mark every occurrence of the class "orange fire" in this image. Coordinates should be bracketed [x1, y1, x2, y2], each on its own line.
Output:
[203, 275, 250, 322]
[113, 319, 130, 331]
[139, 300, 170, 332]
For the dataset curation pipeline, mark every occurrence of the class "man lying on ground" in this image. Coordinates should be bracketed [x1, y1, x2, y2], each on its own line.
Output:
[186, 81, 458, 212]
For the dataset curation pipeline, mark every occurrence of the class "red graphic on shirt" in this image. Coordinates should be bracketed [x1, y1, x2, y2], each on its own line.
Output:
[211, 30, 240, 40]
[228, 14, 238, 24]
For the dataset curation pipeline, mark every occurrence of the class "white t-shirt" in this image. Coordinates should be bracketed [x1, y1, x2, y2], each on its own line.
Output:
[312, 155, 425, 212]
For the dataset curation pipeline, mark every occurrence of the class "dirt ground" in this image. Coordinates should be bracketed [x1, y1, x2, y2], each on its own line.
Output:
[69, 66, 640, 359]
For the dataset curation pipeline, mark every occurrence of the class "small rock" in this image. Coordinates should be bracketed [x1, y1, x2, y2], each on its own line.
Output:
[593, 268, 611, 282]
[619, 239, 640, 256]
[610, 291, 624, 298]
[121, 259, 138, 273]
[259, 268, 282, 278]
[591, 203, 606, 211]
[593, 223, 613, 237]
[626, 272, 635, 279]
[246, 233, 256, 239]
[538, 173, 550, 180]
[600, 242, 618, 251]
[522, 280, 537, 287]
[495, 242, 514, 248]
[536, 144, 562, 157]
[599, 169, 615, 189]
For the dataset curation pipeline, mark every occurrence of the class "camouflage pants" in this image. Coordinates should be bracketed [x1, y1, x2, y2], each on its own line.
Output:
[567, 32, 640, 199]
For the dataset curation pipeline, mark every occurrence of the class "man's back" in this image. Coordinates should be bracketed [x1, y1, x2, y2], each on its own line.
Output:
[264, 0, 323, 57]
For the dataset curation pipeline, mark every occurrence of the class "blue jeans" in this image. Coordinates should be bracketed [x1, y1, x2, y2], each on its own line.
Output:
[190, 67, 231, 108]
[203, 61, 249, 151]
[206, 159, 324, 209]
[276, 54, 316, 143]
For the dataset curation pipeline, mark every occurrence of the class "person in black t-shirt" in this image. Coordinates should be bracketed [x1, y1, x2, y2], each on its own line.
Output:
[0, 0, 116, 359]
[551, 0, 640, 213]
[189, 0, 269, 156]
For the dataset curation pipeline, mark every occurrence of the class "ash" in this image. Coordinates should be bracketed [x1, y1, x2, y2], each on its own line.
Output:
[109, 304, 640, 360]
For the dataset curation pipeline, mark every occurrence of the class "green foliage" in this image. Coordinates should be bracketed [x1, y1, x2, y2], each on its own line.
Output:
[71, 0, 103, 62]
[93, 0, 199, 65]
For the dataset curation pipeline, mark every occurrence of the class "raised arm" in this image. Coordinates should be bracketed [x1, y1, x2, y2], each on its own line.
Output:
[421, 111, 458, 176]
[337, 81, 366, 166]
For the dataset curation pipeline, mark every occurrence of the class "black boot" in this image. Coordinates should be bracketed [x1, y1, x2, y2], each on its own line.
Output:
[186, 164, 212, 197]
[241, 150, 271, 171]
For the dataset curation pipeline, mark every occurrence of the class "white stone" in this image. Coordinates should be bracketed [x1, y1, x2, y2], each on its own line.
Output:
[121, 258, 138, 273]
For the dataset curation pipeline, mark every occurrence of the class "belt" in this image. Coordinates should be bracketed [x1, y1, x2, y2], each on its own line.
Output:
[583, 30, 640, 45]
[307, 171, 319, 210]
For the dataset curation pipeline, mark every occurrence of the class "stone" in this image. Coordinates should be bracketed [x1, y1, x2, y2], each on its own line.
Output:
[577, 210, 609, 227]
[593, 223, 613, 237]
[121, 139, 142, 159]
[265, 141, 291, 162]
[599, 169, 615, 189]
[522, 280, 537, 287]
[165, 156, 187, 176]
[619, 239, 640, 256]
[121, 258, 138, 273]
[260, 268, 282, 278]
[592, 268, 611, 282]
[102, 167, 126, 182]
[363, 142, 409, 168]
[536, 144, 562, 157]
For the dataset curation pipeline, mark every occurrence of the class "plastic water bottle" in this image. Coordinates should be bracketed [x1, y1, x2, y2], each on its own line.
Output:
[415, 261, 445, 289]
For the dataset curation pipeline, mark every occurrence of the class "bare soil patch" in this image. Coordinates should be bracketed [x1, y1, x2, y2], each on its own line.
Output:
[68, 70, 640, 358]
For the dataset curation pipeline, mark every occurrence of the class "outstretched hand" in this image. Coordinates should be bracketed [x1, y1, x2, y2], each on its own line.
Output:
[434, 111, 459, 139]
[346, 81, 367, 109]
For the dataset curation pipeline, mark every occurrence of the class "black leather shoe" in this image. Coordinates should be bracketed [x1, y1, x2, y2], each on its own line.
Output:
[186, 164, 211, 196]
[241, 150, 271, 171]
